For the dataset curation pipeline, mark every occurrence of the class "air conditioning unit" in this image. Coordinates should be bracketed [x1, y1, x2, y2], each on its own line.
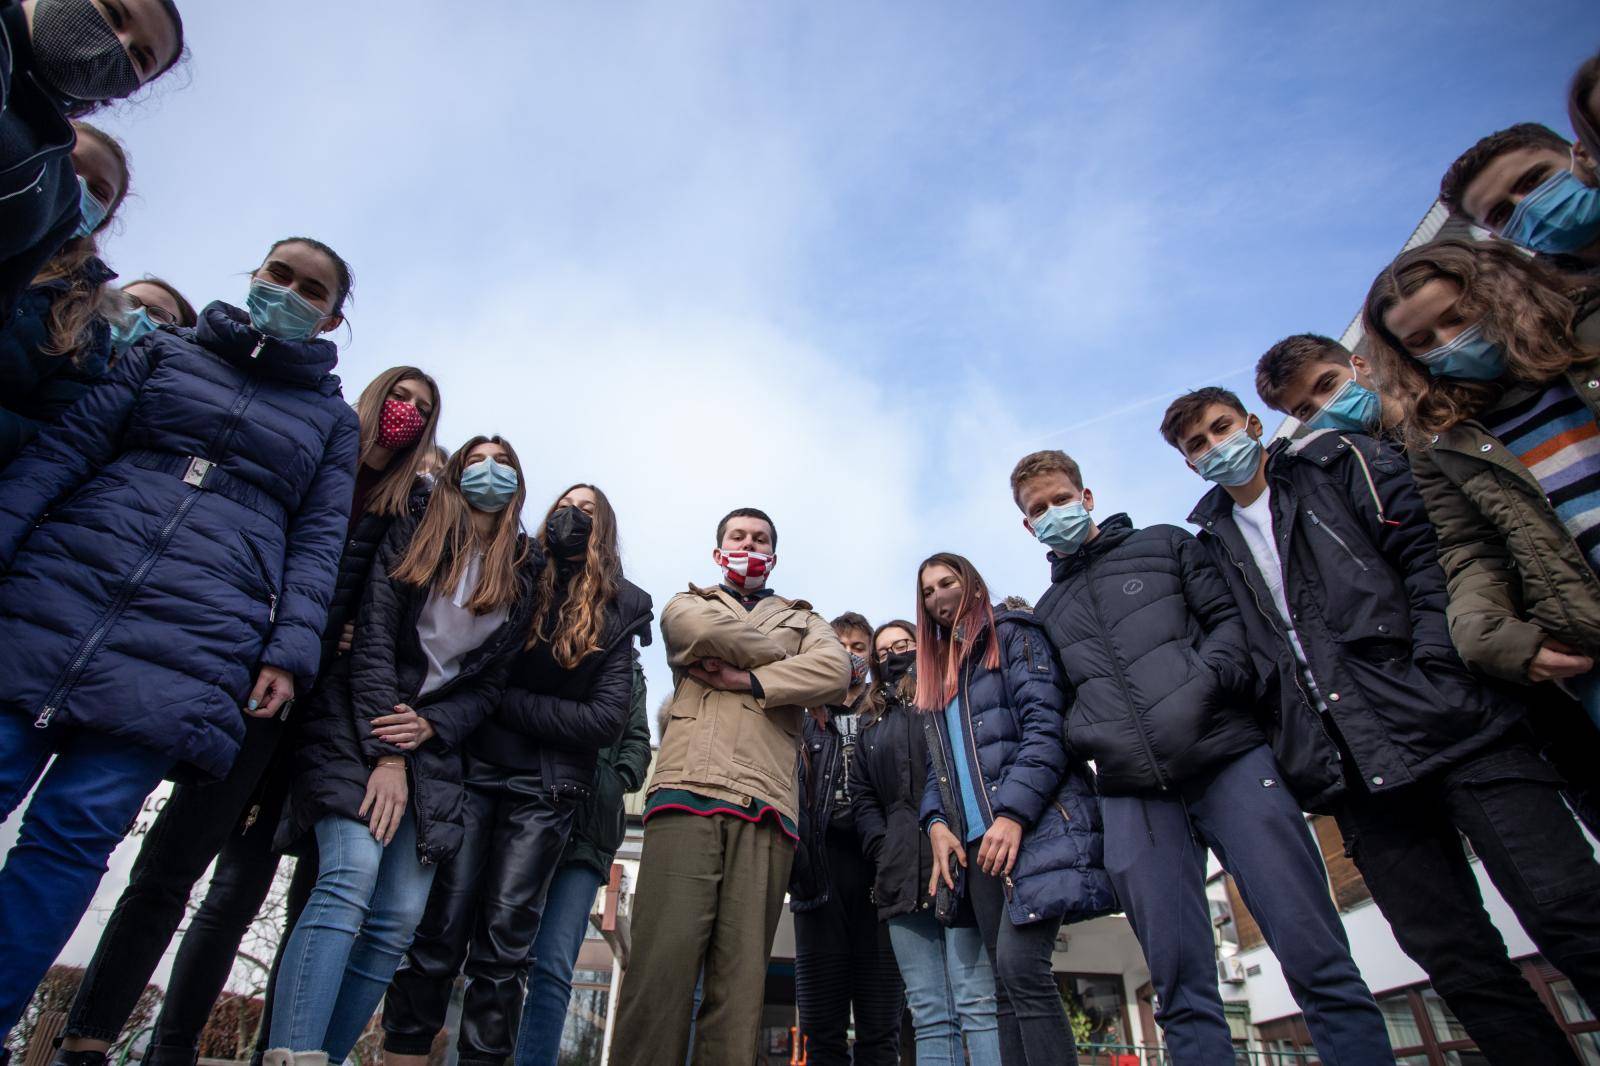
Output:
[1217, 957, 1248, 985]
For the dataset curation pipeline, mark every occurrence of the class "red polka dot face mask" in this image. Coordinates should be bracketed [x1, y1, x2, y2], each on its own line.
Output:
[377, 398, 425, 450]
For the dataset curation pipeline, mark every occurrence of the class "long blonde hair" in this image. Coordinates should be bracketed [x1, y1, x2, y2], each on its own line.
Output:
[1362, 239, 1600, 444]
[352, 367, 441, 518]
[527, 483, 622, 667]
[390, 436, 529, 614]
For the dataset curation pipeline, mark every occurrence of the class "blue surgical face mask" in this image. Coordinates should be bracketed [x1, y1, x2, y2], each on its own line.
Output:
[109, 304, 156, 349]
[1031, 501, 1094, 555]
[1195, 428, 1264, 487]
[1304, 375, 1381, 433]
[1415, 322, 1506, 382]
[459, 457, 519, 513]
[1501, 164, 1600, 255]
[74, 175, 108, 238]
[246, 278, 329, 342]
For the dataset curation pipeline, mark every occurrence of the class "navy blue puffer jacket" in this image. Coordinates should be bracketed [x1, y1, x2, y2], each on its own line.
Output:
[0, 302, 360, 779]
[920, 609, 1115, 927]
[0, 256, 116, 472]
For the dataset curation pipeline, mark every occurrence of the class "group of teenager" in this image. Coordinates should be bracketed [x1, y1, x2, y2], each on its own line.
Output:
[0, 2, 1597, 1065]
[606, 47, 1600, 1066]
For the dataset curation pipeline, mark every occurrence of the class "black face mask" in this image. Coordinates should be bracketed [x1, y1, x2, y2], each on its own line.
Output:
[546, 506, 593, 558]
[31, 0, 142, 104]
[879, 650, 916, 686]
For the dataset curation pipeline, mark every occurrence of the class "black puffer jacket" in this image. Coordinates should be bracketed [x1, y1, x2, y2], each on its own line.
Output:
[1035, 514, 1259, 795]
[1190, 431, 1523, 811]
[282, 511, 536, 864]
[850, 686, 935, 921]
[319, 478, 432, 667]
[0, 2, 82, 320]
[469, 576, 653, 800]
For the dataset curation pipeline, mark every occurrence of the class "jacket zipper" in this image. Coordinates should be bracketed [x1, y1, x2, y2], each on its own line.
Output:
[1216, 532, 1341, 755]
[959, 658, 1014, 899]
[35, 490, 200, 727]
[1083, 554, 1168, 790]
[240, 536, 279, 622]
[38, 371, 263, 730]
[1305, 509, 1368, 572]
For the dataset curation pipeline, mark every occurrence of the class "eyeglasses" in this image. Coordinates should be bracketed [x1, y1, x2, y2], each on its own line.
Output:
[127, 294, 178, 326]
[875, 639, 915, 660]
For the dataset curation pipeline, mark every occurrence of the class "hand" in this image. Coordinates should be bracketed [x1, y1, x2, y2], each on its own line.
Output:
[359, 759, 409, 844]
[1528, 638, 1595, 683]
[372, 704, 436, 750]
[927, 820, 966, 896]
[337, 621, 355, 654]
[977, 815, 1023, 877]
[688, 658, 754, 693]
[245, 665, 295, 718]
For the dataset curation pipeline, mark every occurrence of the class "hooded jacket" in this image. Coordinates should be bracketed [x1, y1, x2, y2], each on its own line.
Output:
[0, 302, 359, 779]
[850, 685, 936, 921]
[1034, 514, 1260, 795]
[283, 511, 536, 864]
[1191, 431, 1522, 811]
[918, 610, 1115, 927]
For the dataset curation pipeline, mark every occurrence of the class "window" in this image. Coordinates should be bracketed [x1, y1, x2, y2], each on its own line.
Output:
[1056, 973, 1130, 1045]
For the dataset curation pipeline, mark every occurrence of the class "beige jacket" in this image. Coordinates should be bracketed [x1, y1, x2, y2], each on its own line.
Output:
[648, 584, 851, 823]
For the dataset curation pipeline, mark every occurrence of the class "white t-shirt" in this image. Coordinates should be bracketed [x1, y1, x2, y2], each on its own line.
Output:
[416, 551, 508, 698]
[1232, 488, 1321, 704]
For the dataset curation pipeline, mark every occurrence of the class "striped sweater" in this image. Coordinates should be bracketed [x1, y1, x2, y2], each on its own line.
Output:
[1483, 380, 1600, 572]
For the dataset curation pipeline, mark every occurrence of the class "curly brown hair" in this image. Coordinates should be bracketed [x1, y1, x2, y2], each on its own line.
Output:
[1361, 239, 1600, 445]
[527, 483, 622, 668]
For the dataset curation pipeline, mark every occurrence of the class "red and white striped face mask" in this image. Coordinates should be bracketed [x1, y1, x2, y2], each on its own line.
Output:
[719, 550, 773, 591]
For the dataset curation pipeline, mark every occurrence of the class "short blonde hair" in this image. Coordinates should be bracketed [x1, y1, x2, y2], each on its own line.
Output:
[1009, 450, 1082, 505]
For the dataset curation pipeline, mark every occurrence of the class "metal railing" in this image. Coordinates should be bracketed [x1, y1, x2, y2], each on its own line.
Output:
[1079, 1045, 1319, 1066]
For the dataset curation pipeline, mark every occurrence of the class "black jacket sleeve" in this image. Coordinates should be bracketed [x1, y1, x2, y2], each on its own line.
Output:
[612, 655, 653, 793]
[850, 719, 890, 863]
[349, 514, 416, 764]
[499, 637, 635, 750]
[420, 639, 517, 751]
[1343, 436, 1455, 657]
[1175, 527, 1254, 698]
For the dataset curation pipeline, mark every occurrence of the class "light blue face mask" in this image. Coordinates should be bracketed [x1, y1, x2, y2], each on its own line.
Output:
[74, 175, 108, 238]
[1415, 322, 1506, 382]
[459, 457, 519, 513]
[246, 278, 329, 342]
[1304, 376, 1381, 433]
[1031, 501, 1094, 554]
[109, 304, 156, 349]
[1195, 428, 1264, 487]
[1501, 166, 1600, 255]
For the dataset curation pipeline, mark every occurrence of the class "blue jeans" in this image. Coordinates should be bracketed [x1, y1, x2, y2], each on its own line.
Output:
[1104, 746, 1393, 1066]
[0, 716, 170, 1041]
[886, 910, 1000, 1066]
[268, 813, 436, 1062]
[513, 863, 606, 1066]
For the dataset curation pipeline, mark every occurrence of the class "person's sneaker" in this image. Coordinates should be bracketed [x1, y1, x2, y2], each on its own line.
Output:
[261, 1051, 328, 1066]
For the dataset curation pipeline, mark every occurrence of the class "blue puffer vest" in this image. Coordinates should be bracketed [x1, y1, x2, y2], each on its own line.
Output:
[0, 302, 360, 779]
[920, 609, 1116, 926]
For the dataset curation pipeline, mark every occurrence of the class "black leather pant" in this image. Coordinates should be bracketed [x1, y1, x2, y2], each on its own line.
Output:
[382, 762, 573, 1064]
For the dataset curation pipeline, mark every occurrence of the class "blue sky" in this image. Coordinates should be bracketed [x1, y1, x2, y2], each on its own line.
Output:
[90, 1, 1595, 715]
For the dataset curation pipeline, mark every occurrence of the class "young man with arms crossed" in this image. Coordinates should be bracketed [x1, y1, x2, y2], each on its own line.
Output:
[612, 508, 851, 1066]
[1168, 385, 1600, 1066]
[1008, 448, 1392, 1066]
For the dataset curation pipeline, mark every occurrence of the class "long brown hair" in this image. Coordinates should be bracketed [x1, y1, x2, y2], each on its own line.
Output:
[353, 367, 442, 518]
[1361, 239, 1600, 444]
[391, 436, 530, 614]
[33, 123, 128, 363]
[528, 484, 622, 667]
[864, 618, 917, 724]
[913, 553, 1000, 712]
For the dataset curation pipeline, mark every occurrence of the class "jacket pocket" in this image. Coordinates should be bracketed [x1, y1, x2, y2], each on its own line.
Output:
[238, 533, 280, 623]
